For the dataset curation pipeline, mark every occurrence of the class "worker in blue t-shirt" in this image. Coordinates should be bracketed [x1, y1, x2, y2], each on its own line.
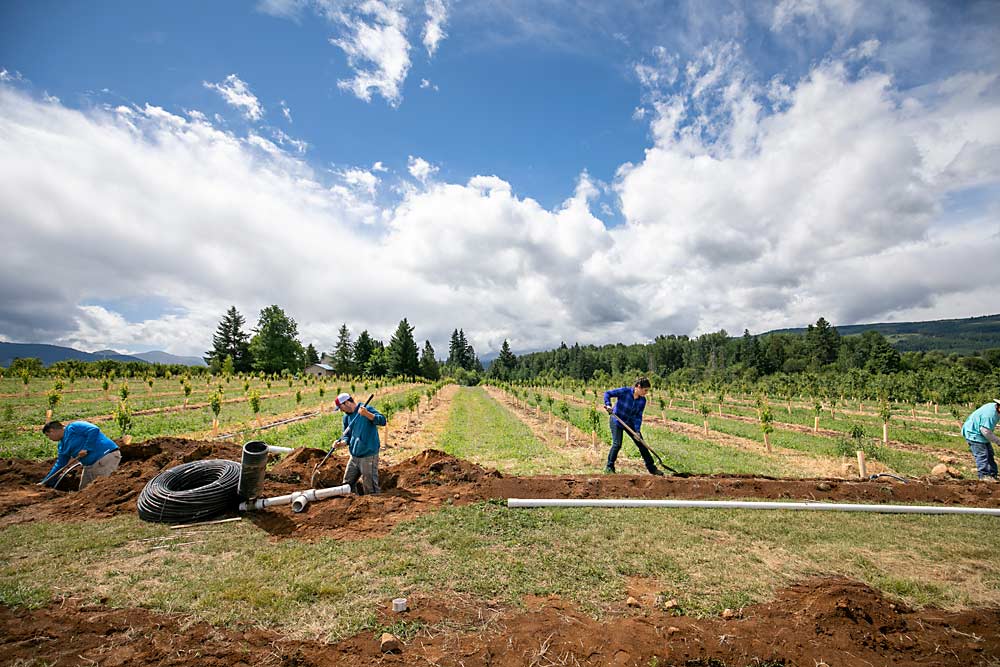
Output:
[961, 401, 1000, 482]
[333, 393, 387, 494]
[39, 420, 122, 490]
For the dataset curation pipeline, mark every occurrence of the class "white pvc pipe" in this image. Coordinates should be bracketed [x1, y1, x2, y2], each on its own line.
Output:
[266, 445, 294, 454]
[507, 498, 1000, 516]
[239, 484, 351, 511]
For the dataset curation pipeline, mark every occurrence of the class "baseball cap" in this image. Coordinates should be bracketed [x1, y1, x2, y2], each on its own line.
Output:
[333, 393, 353, 411]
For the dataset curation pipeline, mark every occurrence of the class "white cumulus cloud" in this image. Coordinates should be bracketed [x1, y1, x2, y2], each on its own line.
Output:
[407, 155, 438, 182]
[203, 74, 264, 121]
[332, 1, 411, 106]
[422, 0, 448, 56]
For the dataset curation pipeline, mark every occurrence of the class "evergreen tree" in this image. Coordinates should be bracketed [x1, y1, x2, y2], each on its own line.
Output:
[387, 318, 421, 378]
[305, 343, 320, 366]
[248, 305, 305, 374]
[447, 329, 463, 367]
[332, 324, 354, 375]
[353, 330, 377, 370]
[365, 344, 388, 376]
[805, 317, 841, 367]
[420, 340, 441, 380]
[490, 339, 517, 380]
[205, 306, 252, 372]
[862, 331, 902, 374]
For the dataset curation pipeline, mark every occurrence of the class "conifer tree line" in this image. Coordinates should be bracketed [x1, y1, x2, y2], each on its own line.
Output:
[202, 306, 478, 380]
[489, 317, 1000, 406]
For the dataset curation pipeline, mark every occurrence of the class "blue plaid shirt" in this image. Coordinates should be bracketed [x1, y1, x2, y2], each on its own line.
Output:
[604, 386, 646, 432]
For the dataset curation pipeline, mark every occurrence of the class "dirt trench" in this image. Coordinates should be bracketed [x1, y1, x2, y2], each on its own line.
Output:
[2, 436, 998, 541]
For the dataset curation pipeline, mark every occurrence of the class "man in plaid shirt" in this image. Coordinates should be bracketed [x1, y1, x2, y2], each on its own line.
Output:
[603, 377, 662, 475]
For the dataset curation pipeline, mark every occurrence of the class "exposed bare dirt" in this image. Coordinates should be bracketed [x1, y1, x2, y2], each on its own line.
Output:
[2, 437, 998, 541]
[3, 577, 997, 666]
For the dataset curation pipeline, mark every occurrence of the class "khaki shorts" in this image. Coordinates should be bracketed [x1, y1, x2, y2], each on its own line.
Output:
[80, 449, 122, 490]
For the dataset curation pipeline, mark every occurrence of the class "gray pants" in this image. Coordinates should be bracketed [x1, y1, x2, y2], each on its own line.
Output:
[343, 453, 380, 495]
[80, 449, 121, 490]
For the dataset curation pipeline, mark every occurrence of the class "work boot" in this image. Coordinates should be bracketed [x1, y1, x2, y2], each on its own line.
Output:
[980, 476, 999, 484]
[603, 466, 616, 474]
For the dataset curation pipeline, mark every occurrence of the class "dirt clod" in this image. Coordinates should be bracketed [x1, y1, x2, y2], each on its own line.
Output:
[379, 632, 402, 653]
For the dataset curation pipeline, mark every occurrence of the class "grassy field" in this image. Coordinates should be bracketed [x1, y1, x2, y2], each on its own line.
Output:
[2, 504, 998, 642]
[2, 383, 998, 648]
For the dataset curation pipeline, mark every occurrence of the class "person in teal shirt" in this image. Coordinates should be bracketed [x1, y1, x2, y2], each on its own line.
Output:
[39, 420, 121, 490]
[333, 393, 387, 494]
[961, 400, 1000, 482]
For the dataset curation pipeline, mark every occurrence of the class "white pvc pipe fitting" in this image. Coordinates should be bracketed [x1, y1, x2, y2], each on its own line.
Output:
[239, 484, 352, 511]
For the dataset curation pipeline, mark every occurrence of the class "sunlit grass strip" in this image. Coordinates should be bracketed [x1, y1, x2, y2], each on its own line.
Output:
[436, 388, 585, 475]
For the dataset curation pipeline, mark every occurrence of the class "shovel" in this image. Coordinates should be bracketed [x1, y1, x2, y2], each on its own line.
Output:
[609, 412, 689, 477]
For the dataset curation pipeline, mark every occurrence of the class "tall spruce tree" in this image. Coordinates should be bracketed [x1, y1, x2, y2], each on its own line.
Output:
[353, 330, 376, 371]
[305, 343, 320, 366]
[332, 324, 354, 375]
[805, 317, 841, 367]
[447, 329, 463, 367]
[248, 305, 305, 374]
[387, 318, 421, 378]
[205, 306, 252, 372]
[419, 340, 440, 380]
[490, 339, 516, 380]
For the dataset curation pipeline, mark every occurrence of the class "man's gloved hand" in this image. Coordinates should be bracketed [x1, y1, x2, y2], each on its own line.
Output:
[604, 404, 613, 414]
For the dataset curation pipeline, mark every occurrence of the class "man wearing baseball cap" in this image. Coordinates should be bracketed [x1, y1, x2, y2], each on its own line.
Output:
[961, 399, 1000, 482]
[334, 393, 387, 494]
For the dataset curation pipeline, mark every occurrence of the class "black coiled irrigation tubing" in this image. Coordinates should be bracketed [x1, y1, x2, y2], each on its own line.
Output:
[137, 459, 241, 523]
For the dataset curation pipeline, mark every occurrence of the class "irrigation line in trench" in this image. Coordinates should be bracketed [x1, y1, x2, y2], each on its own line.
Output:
[212, 410, 324, 440]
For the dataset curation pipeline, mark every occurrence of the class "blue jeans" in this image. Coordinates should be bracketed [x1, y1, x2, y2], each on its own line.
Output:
[967, 440, 998, 479]
[607, 417, 658, 473]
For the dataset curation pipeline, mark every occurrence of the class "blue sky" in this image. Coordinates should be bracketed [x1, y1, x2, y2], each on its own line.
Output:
[1, 1, 999, 358]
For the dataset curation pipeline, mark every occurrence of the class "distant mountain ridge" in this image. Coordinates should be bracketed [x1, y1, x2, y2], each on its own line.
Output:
[764, 314, 1000, 354]
[0, 342, 206, 367]
[131, 350, 207, 367]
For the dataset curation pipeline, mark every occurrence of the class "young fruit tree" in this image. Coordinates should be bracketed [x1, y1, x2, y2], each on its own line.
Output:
[114, 399, 133, 445]
[588, 404, 602, 451]
[759, 402, 774, 453]
[248, 389, 262, 428]
[210, 391, 223, 435]
[558, 401, 570, 442]
[878, 399, 892, 444]
[46, 389, 61, 423]
[699, 404, 711, 436]
[380, 401, 397, 447]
